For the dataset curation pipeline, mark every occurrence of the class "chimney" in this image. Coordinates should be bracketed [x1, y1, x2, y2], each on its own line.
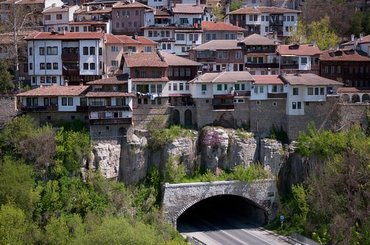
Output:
[64, 80, 68, 86]
[360, 33, 363, 41]
[351, 34, 355, 42]
[267, 68, 271, 75]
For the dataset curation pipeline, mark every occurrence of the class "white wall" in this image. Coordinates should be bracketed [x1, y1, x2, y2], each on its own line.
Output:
[173, 13, 203, 26]
[298, 56, 311, 70]
[190, 83, 213, 98]
[79, 39, 102, 76]
[58, 96, 80, 112]
[28, 40, 62, 76]
[286, 85, 304, 115]
[147, 0, 168, 10]
[283, 13, 298, 37]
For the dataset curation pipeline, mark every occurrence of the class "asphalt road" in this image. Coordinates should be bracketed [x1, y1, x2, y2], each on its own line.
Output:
[179, 217, 292, 245]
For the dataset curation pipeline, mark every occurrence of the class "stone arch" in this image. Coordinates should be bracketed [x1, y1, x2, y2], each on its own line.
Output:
[172, 109, 180, 125]
[352, 93, 360, 103]
[362, 94, 370, 103]
[184, 109, 192, 127]
[340, 94, 350, 103]
[174, 194, 268, 227]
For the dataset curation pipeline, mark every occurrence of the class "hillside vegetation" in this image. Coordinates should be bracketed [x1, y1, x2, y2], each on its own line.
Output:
[0, 116, 185, 244]
[271, 124, 370, 244]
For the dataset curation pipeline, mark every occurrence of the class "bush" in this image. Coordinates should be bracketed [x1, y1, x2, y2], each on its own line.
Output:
[268, 125, 289, 143]
[164, 155, 186, 183]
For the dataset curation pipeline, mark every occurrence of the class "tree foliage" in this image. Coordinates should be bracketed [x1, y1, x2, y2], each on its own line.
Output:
[0, 61, 14, 94]
[230, 0, 243, 12]
[275, 126, 370, 244]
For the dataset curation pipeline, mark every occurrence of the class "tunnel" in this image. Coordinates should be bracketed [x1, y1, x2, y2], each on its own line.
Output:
[176, 194, 268, 233]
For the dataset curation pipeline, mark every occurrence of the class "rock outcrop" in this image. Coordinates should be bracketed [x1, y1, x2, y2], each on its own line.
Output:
[260, 139, 285, 176]
[92, 141, 121, 179]
[200, 127, 257, 170]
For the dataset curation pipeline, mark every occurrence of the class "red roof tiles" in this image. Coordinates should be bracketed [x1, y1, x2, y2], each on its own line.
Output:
[123, 52, 168, 68]
[25, 32, 104, 40]
[319, 49, 370, 62]
[17, 85, 89, 97]
[253, 75, 283, 85]
[229, 6, 300, 15]
[202, 21, 245, 32]
[277, 44, 321, 56]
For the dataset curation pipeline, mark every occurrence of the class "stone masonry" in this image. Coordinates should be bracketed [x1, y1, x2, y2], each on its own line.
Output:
[162, 179, 277, 227]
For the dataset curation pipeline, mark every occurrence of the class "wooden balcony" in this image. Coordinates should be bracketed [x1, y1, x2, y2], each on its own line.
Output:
[20, 105, 58, 112]
[89, 118, 132, 125]
[62, 69, 79, 76]
[213, 104, 235, 110]
[267, 93, 287, 99]
[88, 105, 131, 111]
[61, 53, 79, 61]
[280, 64, 299, 70]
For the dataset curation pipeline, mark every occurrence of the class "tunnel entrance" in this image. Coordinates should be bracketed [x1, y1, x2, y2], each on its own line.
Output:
[177, 195, 268, 233]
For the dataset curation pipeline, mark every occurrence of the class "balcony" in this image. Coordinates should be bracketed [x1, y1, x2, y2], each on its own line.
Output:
[88, 105, 131, 111]
[61, 53, 79, 61]
[89, 118, 132, 125]
[234, 91, 251, 97]
[267, 93, 287, 99]
[213, 104, 235, 110]
[20, 105, 58, 112]
[280, 64, 299, 70]
[62, 68, 79, 76]
[269, 20, 283, 26]
[245, 63, 279, 69]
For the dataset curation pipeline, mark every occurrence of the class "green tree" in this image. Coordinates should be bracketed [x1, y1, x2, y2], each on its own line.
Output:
[212, 4, 224, 21]
[0, 204, 28, 244]
[45, 215, 71, 245]
[307, 16, 339, 50]
[164, 155, 186, 183]
[351, 11, 364, 36]
[288, 20, 308, 44]
[0, 61, 14, 94]
[230, 0, 243, 12]
[0, 156, 39, 215]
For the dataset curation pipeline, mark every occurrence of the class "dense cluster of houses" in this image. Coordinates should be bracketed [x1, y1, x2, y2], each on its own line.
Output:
[1, 0, 369, 140]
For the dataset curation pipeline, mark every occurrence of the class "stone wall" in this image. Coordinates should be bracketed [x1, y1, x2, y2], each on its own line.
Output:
[162, 180, 278, 227]
[337, 103, 369, 131]
[0, 96, 17, 128]
[132, 102, 171, 129]
[27, 111, 88, 126]
[249, 99, 287, 136]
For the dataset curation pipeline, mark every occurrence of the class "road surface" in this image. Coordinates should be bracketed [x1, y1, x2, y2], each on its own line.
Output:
[179, 217, 293, 245]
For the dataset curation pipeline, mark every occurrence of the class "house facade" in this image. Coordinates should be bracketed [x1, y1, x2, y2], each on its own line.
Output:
[26, 31, 105, 86]
[227, 6, 300, 39]
[42, 5, 79, 32]
[201, 21, 245, 43]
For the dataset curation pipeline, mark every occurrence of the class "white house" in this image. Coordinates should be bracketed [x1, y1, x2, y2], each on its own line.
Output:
[43, 5, 80, 32]
[26, 31, 105, 86]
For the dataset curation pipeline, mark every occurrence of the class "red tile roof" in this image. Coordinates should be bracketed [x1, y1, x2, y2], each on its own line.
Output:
[159, 51, 202, 66]
[25, 32, 104, 40]
[280, 74, 342, 86]
[241, 33, 278, 46]
[277, 44, 321, 56]
[253, 75, 283, 85]
[319, 49, 370, 62]
[337, 87, 370, 93]
[202, 21, 245, 32]
[17, 85, 89, 97]
[172, 4, 205, 14]
[87, 75, 128, 85]
[131, 77, 169, 82]
[113, 2, 150, 9]
[123, 52, 168, 67]
[105, 34, 156, 45]
[229, 6, 301, 15]
[68, 21, 107, 25]
[42, 6, 70, 13]
[86, 92, 133, 97]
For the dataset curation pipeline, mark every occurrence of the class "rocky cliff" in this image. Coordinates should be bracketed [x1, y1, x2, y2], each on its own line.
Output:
[90, 127, 293, 185]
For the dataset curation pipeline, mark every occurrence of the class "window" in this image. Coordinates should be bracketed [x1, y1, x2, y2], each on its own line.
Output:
[56, 14, 62, 20]
[157, 84, 163, 93]
[29, 63, 33, 70]
[301, 57, 308, 65]
[46, 63, 52, 70]
[45, 15, 51, 21]
[291, 16, 295, 21]
[297, 102, 301, 109]
[320, 87, 325, 95]
[53, 63, 58, 70]
[148, 31, 152, 37]
[52, 77, 57, 83]
[29, 47, 32, 56]
[337, 66, 341, 74]
[292, 102, 296, 109]
[180, 18, 188, 24]
[46, 76, 51, 83]
[167, 44, 171, 50]
[62, 97, 67, 106]
[293, 87, 299, 95]
[217, 52, 228, 59]
[90, 63, 95, 70]
[47, 46, 58, 55]
[40, 77, 45, 83]
[176, 34, 185, 40]
[259, 86, 264, 93]
[168, 83, 172, 91]
[83, 47, 88, 55]
[111, 46, 118, 52]
[235, 51, 242, 59]
[111, 60, 118, 67]
[173, 83, 178, 91]
[201, 84, 207, 91]
[315, 87, 319, 95]
[90, 47, 95, 55]
[217, 84, 222, 91]
[39, 47, 45, 55]
[40, 63, 45, 70]
[308, 87, 313, 95]
[83, 63, 88, 70]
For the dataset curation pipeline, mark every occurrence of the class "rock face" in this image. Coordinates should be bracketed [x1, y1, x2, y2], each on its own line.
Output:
[200, 127, 258, 170]
[92, 141, 121, 179]
[91, 126, 290, 184]
[119, 134, 149, 185]
[260, 139, 285, 176]
[164, 134, 198, 173]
